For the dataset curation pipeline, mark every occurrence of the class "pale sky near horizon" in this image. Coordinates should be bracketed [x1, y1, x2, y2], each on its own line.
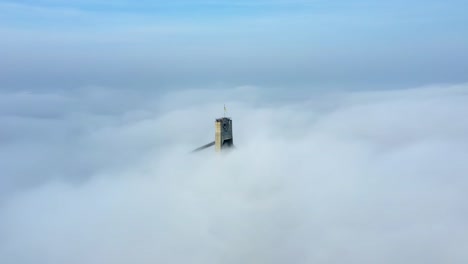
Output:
[1, 0, 467, 91]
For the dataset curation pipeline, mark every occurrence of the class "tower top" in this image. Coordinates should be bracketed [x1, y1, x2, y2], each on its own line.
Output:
[191, 117, 235, 153]
[215, 117, 234, 151]
[216, 117, 231, 122]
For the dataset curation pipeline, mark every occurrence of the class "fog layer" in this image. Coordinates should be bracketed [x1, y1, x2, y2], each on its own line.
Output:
[1, 84, 468, 263]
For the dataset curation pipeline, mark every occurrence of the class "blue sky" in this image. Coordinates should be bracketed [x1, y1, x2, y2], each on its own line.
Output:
[1, 0, 467, 90]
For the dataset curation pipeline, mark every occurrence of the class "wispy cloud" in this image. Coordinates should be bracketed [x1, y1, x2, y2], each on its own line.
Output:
[2, 0, 467, 90]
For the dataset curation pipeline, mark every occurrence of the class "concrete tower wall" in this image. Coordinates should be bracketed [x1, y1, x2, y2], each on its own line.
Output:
[215, 117, 233, 152]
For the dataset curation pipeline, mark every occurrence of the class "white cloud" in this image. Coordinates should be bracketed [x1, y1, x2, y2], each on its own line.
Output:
[1, 83, 468, 263]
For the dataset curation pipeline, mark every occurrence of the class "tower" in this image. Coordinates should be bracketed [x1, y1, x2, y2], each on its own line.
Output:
[215, 117, 234, 152]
